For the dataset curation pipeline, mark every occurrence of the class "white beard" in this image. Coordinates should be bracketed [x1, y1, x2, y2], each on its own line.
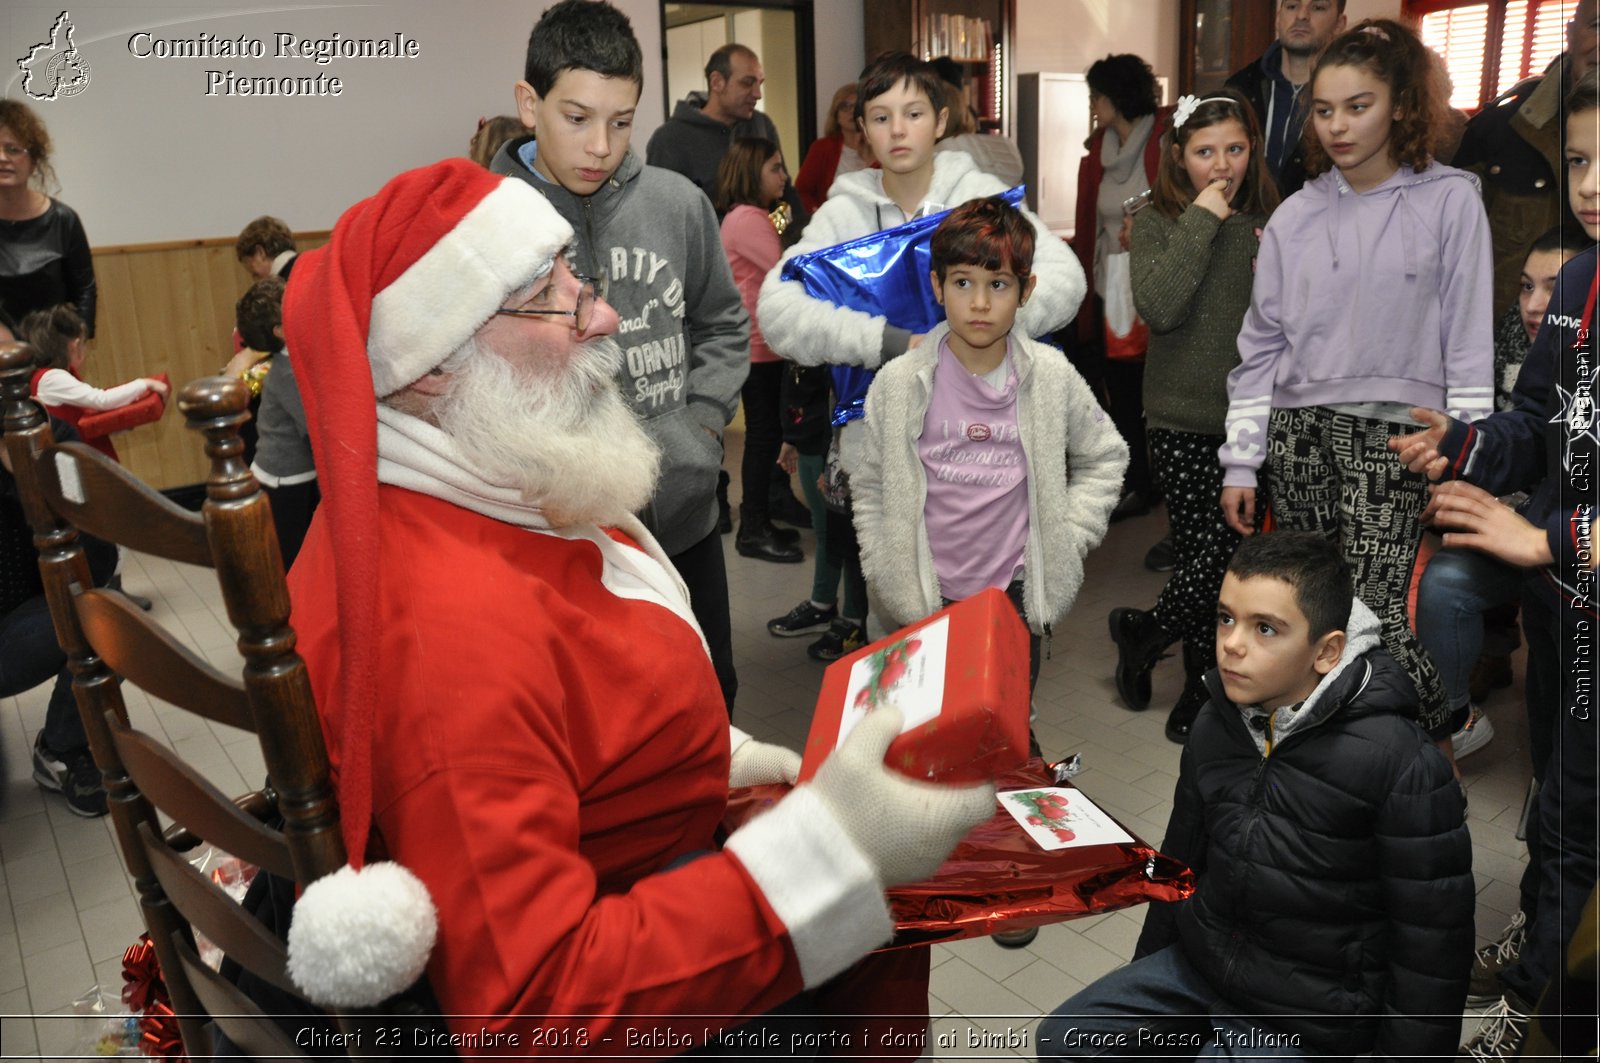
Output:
[432, 336, 660, 527]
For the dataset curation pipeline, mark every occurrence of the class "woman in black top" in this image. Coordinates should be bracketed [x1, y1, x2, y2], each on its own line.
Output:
[0, 100, 96, 335]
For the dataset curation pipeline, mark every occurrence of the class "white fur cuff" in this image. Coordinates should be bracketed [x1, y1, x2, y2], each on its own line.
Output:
[723, 786, 894, 987]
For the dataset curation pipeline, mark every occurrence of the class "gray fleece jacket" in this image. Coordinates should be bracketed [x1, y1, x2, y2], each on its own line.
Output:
[491, 138, 750, 556]
[850, 323, 1128, 633]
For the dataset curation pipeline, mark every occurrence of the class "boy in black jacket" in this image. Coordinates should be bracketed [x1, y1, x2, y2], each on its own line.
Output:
[1038, 532, 1472, 1062]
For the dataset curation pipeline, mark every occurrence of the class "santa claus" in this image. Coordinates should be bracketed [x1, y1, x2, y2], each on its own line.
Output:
[271, 159, 995, 1052]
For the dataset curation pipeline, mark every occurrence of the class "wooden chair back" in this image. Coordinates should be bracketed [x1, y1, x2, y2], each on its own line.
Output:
[0, 341, 362, 1059]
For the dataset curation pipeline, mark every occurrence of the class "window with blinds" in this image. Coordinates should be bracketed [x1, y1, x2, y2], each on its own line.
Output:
[1408, 0, 1574, 110]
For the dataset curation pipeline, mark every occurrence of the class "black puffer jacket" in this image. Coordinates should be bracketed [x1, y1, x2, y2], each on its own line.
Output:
[1135, 606, 1473, 1060]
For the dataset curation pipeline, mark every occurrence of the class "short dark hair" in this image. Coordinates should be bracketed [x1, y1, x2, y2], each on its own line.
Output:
[236, 276, 286, 353]
[855, 52, 946, 124]
[1085, 54, 1159, 122]
[17, 304, 87, 373]
[705, 43, 756, 85]
[1281, 0, 1348, 12]
[524, 0, 643, 98]
[930, 196, 1036, 285]
[714, 136, 779, 213]
[235, 216, 296, 262]
[1527, 221, 1595, 260]
[1227, 532, 1353, 641]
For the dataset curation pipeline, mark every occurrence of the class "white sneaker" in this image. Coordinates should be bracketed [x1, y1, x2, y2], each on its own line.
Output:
[1460, 992, 1531, 1059]
[1452, 704, 1495, 759]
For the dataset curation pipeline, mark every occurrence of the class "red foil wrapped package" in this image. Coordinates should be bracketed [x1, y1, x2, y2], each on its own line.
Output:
[798, 588, 1031, 784]
[724, 760, 1195, 948]
[77, 373, 169, 439]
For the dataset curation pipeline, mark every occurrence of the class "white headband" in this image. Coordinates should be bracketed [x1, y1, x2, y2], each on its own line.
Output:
[1173, 94, 1238, 130]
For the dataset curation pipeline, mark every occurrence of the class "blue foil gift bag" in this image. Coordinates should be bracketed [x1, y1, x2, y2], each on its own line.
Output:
[779, 186, 1025, 425]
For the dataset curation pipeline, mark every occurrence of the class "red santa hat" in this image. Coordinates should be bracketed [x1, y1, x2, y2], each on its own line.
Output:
[279, 158, 572, 1008]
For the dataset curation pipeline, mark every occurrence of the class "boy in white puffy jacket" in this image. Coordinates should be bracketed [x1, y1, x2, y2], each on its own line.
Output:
[852, 197, 1128, 692]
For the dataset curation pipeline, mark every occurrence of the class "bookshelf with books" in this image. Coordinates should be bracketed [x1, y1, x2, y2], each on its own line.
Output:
[863, 0, 1016, 136]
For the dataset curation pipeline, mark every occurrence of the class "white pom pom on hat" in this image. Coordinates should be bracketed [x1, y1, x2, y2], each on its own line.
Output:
[278, 160, 572, 1009]
[287, 862, 438, 1008]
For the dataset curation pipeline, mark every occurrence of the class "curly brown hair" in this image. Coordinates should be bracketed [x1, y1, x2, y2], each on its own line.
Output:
[236, 276, 286, 352]
[0, 99, 58, 193]
[1301, 19, 1447, 179]
[234, 216, 296, 262]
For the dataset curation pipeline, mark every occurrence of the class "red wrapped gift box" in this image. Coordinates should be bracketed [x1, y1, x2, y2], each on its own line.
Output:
[724, 759, 1195, 947]
[76, 373, 169, 438]
[798, 588, 1031, 784]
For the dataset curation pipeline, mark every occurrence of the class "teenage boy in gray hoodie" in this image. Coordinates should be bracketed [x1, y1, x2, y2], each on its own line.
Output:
[491, 0, 749, 710]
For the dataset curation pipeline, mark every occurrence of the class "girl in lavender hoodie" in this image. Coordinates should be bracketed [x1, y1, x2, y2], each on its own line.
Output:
[1218, 20, 1493, 746]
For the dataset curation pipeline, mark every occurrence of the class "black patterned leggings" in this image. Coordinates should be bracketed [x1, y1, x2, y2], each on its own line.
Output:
[1149, 428, 1240, 670]
[1266, 405, 1448, 732]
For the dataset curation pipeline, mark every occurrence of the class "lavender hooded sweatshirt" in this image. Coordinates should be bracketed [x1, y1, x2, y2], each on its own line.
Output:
[1220, 162, 1495, 489]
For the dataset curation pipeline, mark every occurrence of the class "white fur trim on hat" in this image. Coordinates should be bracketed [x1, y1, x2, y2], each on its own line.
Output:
[368, 179, 573, 396]
[286, 861, 438, 1008]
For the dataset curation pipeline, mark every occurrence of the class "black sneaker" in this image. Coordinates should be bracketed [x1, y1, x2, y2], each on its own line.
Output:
[1467, 911, 1526, 1004]
[1108, 607, 1173, 711]
[1460, 990, 1532, 1060]
[768, 599, 837, 638]
[808, 618, 867, 662]
[32, 735, 108, 818]
[1143, 536, 1174, 573]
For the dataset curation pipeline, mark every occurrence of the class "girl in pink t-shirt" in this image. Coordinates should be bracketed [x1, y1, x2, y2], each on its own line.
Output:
[716, 137, 804, 565]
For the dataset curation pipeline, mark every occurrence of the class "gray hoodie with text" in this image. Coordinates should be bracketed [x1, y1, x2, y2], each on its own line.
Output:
[491, 137, 750, 556]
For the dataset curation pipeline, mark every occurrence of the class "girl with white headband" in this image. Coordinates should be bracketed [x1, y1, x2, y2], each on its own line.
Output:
[1107, 88, 1280, 742]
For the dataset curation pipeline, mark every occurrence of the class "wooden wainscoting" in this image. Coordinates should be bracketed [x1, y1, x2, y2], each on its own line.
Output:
[82, 233, 328, 490]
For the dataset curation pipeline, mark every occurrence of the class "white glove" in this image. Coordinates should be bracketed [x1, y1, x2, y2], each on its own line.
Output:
[808, 705, 996, 886]
[729, 737, 802, 788]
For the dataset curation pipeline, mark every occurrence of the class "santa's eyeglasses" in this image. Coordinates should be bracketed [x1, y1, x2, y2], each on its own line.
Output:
[495, 276, 597, 333]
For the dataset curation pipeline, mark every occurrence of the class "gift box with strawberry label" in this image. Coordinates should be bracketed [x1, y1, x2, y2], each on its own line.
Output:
[798, 587, 1031, 784]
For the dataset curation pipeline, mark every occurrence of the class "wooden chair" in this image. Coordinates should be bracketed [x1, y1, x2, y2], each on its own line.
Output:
[0, 341, 366, 1059]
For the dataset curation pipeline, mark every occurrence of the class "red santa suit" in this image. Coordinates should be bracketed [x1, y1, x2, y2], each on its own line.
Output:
[287, 406, 895, 1051]
[275, 160, 921, 1050]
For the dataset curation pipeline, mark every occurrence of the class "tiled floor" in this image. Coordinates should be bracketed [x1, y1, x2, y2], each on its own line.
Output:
[1, 455, 1532, 1059]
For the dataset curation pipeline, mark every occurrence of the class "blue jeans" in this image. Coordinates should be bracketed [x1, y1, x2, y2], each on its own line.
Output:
[1414, 547, 1522, 715]
[0, 593, 84, 754]
[1037, 946, 1315, 1062]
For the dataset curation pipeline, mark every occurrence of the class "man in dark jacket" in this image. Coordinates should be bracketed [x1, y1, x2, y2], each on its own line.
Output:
[645, 43, 808, 226]
[1225, 0, 1347, 198]
[1453, 0, 1597, 311]
[1039, 532, 1473, 1061]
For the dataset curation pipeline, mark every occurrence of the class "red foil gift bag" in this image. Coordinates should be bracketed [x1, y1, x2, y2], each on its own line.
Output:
[798, 588, 1031, 785]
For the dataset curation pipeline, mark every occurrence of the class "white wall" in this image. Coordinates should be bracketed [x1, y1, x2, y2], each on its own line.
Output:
[811, 0, 866, 145]
[1, 0, 663, 245]
[1346, 0, 1404, 24]
[1013, 0, 1181, 90]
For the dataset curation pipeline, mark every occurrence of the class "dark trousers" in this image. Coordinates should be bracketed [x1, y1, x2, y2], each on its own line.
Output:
[1038, 945, 1315, 1061]
[739, 362, 784, 526]
[1517, 587, 1562, 921]
[0, 594, 83, 753]
[1105, 357, 1151, 497]
[265, 479, 321, 571]
[1502, 614, 1598, 1023]
[670, 528, 737, 713]
[1148, 429, 1238, 667]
